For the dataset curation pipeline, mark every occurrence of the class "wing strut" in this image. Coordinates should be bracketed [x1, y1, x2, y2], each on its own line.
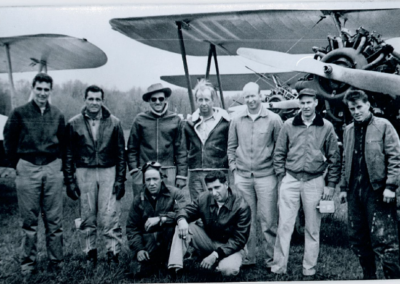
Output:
[204, 44, 225, 109]
[4, 44, 16, 114]
[176, 21, 196, 112]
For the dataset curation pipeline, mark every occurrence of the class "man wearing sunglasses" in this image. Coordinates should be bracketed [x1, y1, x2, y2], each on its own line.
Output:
[63, 85, 126, 268]
[3, 73, 65, 278]
[182, 79, 231, 202]
[127, 83, 187, 197]
[126, 161, 186, 278]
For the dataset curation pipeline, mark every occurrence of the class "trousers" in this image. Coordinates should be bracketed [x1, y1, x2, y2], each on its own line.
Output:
[235, 173, 278, 266]
[271, 173, 324, 276]
[16, 158, 64, 273]
[168, 223, 243, 276]
[347, 184, 400, 279]
[76, 166, 122, 255]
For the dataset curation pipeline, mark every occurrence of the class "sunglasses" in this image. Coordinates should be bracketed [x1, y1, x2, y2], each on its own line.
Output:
[141, 161, 162, 173]
[150, 97, 165, 102]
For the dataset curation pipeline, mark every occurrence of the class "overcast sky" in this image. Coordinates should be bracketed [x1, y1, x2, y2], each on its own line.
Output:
[0, 1, 399, 92]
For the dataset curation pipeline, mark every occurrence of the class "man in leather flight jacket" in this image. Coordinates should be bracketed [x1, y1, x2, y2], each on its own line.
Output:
[64, 85, 126, 267]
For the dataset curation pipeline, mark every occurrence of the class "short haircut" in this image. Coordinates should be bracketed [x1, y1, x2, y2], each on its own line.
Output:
[204, 170, 227, 185]
[32, 73, 53, 89]
[193, 79, 216, 100]
[343, 89, 369, 105]
[85, 85, 104, 100]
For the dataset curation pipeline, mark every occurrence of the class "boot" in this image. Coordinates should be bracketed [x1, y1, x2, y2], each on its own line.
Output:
[106, 251, 119, 266]
[86, 249, 98, 269]
[359, 256, 377, 280]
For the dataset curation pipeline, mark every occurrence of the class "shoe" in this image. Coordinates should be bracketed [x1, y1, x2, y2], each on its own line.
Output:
[107, 252, 119, 264]
[86, 249, 98, 269]
[302, 274, 316, 281]
[48, 261, 63, 274]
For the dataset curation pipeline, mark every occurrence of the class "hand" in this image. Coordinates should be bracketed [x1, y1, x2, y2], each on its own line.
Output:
[145, 217, 161, 231]
[177, 218, 189, 240]
[175, 179, 186, 189]
[322, 186, 335, 200]
[137, 250, 150, 262]
[200, 253, 217, 269]
[66, 182, 80, 201]
[383, 188, 396, 203]
[339, 192, 347, 204]
[113, 181, 125, 200]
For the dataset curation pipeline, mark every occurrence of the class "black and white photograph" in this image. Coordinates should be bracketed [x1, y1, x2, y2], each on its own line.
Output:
[1, 0, 400, 283]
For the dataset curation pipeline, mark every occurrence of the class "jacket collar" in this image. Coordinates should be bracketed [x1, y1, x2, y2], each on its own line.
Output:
[210, 187, 235, 210]
[150, 102, 169, 117]
[81, 105, 111, 119]
[191, 107, 230, 123]
[239, 105, 268, 119]
[292, 112, 324, 126]
[30, 99, 50, 113]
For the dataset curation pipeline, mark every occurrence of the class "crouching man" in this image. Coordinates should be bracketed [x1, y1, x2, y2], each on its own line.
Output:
[126, 162, 187, 277]
[168, 170, 251, 277]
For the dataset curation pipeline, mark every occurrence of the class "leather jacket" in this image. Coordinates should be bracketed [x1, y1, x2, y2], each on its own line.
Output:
[126, 183, 186, 256]
[63, 106, 126, 184]
[177, 188, 251, 259]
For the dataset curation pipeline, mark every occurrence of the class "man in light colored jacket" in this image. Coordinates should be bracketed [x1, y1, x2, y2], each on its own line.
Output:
[227, 82, 282, 267]
[271, 88, 341, 279]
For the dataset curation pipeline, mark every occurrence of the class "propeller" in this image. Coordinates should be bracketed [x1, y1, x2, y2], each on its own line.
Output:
[237, 48, 400, 99]
[228, 100, 300, 113]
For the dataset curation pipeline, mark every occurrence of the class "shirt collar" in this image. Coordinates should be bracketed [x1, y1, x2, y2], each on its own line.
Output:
[292, 112, 324, 126]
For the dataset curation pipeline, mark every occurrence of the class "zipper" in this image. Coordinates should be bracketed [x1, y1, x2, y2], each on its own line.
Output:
[156, 118, 159, 162]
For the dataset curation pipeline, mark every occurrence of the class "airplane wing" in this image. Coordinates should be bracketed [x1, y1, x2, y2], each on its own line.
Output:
[110, 9, 400, 56]
[161, 72, 303, 91]
[0, 34, 107, 73]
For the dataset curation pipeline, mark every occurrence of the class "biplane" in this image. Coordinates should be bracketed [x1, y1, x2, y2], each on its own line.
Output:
[0, 34, 107, 171]
[110, 8, 400, 140]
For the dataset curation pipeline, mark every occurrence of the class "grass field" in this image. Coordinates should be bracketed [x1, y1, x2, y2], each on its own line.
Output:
[0, 176, 388, 283]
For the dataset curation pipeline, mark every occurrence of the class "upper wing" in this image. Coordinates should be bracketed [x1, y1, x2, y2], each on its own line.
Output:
[110, 9, 400, 56]
[0, 34, 107, 73]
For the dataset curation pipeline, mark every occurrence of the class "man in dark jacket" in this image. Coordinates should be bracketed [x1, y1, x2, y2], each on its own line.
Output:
[183, 79, 231, 201]
[64, 85, 126, 266]
[126, 161, 186, 276]
[127, 83, 187, 196]
[168, 170, 251, 277]
[3, 73, 65, 277]
[271, 88, 341, 279]
[339, 89, 400, 279]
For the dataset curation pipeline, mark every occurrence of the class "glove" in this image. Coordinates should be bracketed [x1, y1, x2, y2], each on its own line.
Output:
[113, 181, 125, 200]
[66, 182, 80, 201]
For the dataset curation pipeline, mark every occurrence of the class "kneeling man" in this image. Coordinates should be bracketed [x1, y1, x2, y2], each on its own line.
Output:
[168, 170, 251, 276]
[126, 162, 186, 276]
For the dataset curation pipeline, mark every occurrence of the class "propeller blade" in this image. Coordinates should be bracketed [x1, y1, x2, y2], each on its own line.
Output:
[228, 100, 299, 113]
[237, 48, 400, 98]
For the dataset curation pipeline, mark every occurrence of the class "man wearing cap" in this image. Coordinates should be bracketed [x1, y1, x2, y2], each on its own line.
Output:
[127, 83, 187, 196]
[64, 85, 126, 267]
[271, 88, 341, 279]
[339, 90, 400, 279]
[126, 161, 186, 277]
[3, 73, 65, 277]
[168, 170, 251, 277]
[227, 82, 283, 267]
[183, 79, 231, 201]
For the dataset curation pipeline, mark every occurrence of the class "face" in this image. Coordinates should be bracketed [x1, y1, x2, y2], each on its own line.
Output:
[144, 169, 162, 195]
[32, 81, 52, 107]
[207, 179, 229, 203]
[85, 91, 103, 114]
[196, 89, 214, 115]
[348, 99, 371, 122]
[243, 91, 262, 112]
[149, 92, 167, 112]
[299, 96, 318, 119]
